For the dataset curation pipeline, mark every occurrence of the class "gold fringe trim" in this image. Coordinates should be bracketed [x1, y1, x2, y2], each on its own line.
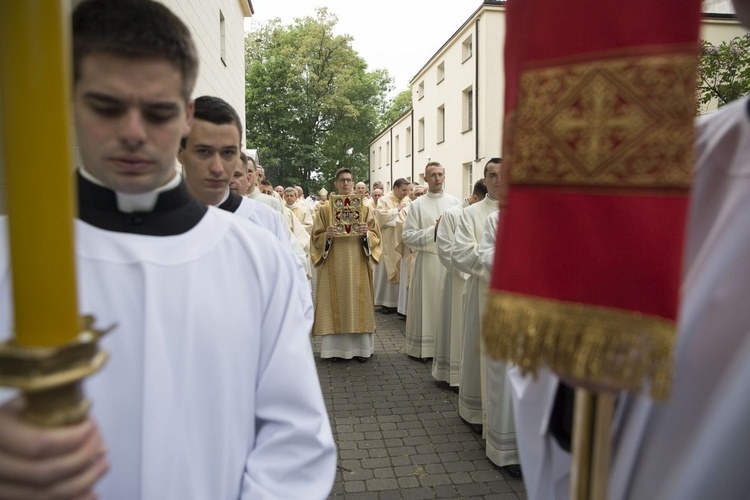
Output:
[481, 292, 675, 400]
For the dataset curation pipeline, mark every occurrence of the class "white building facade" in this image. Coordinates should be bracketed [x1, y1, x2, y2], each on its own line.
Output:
[369, 2, 745, 200]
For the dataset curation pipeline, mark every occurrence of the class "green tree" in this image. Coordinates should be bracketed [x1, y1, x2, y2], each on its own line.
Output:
[380, 88, 413, 128]
[698, 34, 750, 109]
[245, 9, 391, 194]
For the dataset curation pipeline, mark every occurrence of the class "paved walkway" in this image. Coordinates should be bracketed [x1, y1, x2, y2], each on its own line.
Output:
[311, 311, 527, 500]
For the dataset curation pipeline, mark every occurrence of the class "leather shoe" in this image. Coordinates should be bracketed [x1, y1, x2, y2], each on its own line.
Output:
[355, 356, 369, 363]
[504, 464, 523, 478]
[380, 306, 396, 314]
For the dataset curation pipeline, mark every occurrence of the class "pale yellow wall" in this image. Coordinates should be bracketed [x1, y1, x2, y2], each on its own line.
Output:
[369, 110, 413, 192]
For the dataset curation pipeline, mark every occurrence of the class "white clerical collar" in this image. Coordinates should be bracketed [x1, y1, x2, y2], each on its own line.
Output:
[426, 189, 444, 198]
[79, 167, 181, 213]
[485, 195, 500, 209]
[212, 188, 231, 207]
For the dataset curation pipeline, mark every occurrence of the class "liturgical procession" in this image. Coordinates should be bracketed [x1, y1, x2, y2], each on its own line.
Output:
[1, 0, 749, 498]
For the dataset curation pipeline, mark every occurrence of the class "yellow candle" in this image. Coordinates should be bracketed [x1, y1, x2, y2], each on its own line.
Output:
[1, 1, 79, 348]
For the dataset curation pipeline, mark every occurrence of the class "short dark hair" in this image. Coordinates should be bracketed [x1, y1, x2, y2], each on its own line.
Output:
[73, 0, 199, 103]
[425, 161, 444, 174]
[393, 178, 409, 188]
[473, 179, 488, 198]
[484, 157, 502, 177]
[181, 95, 243, 149]
[260, 179, 273, 187]
[334, 168, 353, 181]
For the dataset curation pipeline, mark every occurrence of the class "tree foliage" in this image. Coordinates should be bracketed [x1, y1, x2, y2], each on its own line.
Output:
[698, 34, 750, 109]
[245, 9, 392, 194]
[380, 89, 413, 129]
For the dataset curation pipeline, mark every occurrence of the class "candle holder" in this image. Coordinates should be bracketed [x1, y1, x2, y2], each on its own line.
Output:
[0, 315, 111, 427]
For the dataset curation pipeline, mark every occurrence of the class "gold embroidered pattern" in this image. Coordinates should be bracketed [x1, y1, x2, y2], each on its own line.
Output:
[511, 54, 696, 188]
[481, 291, 676, 399]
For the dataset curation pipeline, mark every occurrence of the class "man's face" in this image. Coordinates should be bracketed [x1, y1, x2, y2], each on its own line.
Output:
[178, 118, 240, 205]
[320, 194, 328, 202]
[256, 167, 266, 181]
[407, 184, 415, 200]
[260, 185, 274, 196]
[295, 186, 304, 198]
[284, 190, 297, 206]
[413, 186, 426, 198]
[372, 189, 383, 205]
[484, 161, 507, 204]
[425, 165, 445, 193]
[394, 184, 409, 200]
[274, 186, 284, 196]
[355, 182, 368, 195]
[73, 54, 193, 194]
[334, 173, 354, 195]
[229, 162, 249, 196]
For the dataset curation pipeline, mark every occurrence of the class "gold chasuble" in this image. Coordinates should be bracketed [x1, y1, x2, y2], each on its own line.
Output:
[483, 0, 700, 398]
[311, 201, 382, 335]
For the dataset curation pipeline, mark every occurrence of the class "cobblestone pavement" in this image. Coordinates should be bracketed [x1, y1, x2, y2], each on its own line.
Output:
[311, 311, 527, 500]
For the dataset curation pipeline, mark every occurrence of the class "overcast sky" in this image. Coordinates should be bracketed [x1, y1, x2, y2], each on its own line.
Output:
[244, 1, 737, 98]
[244, 1, 483, 96]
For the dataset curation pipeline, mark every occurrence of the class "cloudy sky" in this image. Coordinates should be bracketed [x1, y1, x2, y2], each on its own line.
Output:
[245, 1, 737, 98]
[245, 1, 483, 95]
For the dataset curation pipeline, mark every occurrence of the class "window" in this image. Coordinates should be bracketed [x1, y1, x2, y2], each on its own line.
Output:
[462, 35, 473, 62]
[462, 86, 474, 132]
[394, 135, 400, 162]
[405, 127, 412, 157]
[220, 11, 227, 66]
[437, 62, 445, 84]
[464, 162, 474, 197]
[436, 105, 445, 144]
[378, 146, 382, 168]
[417, 118, 425, 152]
[371, 150, 375, 172]
[385, 141, 390, 166]
[418, 81, 425, 100]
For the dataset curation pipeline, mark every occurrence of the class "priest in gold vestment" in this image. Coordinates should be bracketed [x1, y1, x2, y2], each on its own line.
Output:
[312, 168, 382, 361]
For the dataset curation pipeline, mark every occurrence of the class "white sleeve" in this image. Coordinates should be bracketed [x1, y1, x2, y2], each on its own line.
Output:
[451, 210, 482, 278]
[240, 242, 336, 499]
[402, 202, 437, 253]
[478, 212, 499, 282]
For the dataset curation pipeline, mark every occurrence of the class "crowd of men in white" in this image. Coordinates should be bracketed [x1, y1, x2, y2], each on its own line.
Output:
[226, 152, 518, 476]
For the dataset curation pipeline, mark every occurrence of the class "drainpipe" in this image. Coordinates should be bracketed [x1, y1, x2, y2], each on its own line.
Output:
[475, 17, 480, 162]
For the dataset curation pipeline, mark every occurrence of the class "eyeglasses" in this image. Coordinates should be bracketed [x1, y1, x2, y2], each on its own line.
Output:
[337, 178, 353, 183]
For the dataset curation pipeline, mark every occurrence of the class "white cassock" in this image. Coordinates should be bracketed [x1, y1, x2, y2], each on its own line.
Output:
[396, 207, 412, 316]
[433, 199, 469, 385]
[0, 175, 336, 499]
[247, 187, 285, 215]
[451, 195, 499, 424]
[477, 211, 520, 467]
[607, 96, 750, 500]
[402, 190, 460, 358]
[284, 206, 312, 279]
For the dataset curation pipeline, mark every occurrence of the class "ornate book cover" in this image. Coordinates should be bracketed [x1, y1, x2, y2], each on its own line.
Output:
[329, 194, 364, 237]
